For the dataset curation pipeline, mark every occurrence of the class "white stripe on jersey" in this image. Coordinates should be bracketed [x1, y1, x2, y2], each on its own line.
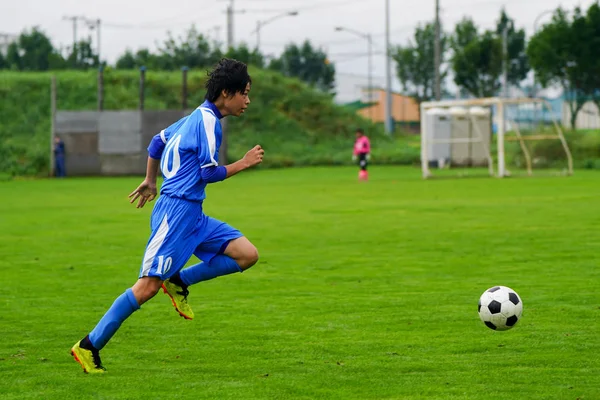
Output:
[200, 108, 218, 168]
[141, 215, 170, 276]
[159, 129, 167, 144]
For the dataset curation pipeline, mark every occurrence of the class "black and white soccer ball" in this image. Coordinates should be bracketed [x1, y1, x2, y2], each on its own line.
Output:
[478, 286, 523, 331]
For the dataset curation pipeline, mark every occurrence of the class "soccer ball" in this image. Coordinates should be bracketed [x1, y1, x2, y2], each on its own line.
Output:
[478, 286, 523, 331]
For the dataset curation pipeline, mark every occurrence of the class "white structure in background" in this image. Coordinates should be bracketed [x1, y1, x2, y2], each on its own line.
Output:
[469, 107, 493, 166]
[449, 107, 471, 166]
[423, 108, 451, 168]
[563, 101, 600, 129]
[420, 97, 573, 179]
[422, 106, 492, 171]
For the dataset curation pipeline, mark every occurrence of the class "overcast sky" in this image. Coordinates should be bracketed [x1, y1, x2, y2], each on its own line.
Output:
[1, 0, 596, 101]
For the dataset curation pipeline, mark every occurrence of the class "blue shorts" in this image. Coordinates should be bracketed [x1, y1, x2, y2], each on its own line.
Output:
[139, 195, 243, 280]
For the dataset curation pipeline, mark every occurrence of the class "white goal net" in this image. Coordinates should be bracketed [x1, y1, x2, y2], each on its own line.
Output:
[419, 97, 573, 179]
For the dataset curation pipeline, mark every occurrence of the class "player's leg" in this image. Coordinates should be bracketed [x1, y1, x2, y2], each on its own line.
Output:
[358, 153, 368, 181]
[164, 217, 258, 310]
[71, 197, 200, 372]
[175, 236, 258, 285]
[221, 236, 259, 270]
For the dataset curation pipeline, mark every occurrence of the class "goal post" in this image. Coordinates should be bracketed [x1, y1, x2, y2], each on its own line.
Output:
[419, 97, 574, 179]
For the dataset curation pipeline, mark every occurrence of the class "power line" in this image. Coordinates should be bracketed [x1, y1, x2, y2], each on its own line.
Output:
[101, 14, 220, 30]
[259, 25, 414, 48]
[294, 0, 365, 11]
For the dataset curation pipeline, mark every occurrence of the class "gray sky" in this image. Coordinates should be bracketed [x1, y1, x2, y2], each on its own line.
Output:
[1, 0, 596, 101]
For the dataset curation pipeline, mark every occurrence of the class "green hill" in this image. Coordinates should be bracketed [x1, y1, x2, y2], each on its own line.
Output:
[0, 68, 419, 177]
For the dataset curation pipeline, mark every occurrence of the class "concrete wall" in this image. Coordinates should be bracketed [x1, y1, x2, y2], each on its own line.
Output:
[54, 110, 187, 176]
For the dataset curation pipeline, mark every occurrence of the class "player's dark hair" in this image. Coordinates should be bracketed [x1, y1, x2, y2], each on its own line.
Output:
[205, 58, 252, 102]
[356, 128, 364, 134]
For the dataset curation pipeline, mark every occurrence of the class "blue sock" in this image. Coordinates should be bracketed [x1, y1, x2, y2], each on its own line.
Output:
[88, 288, 140, 350]
[179, 255, 242, 286]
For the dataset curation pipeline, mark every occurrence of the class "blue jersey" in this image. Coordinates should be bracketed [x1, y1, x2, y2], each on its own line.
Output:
[149, 101, 223, 202]
[140, 101, 242, 280]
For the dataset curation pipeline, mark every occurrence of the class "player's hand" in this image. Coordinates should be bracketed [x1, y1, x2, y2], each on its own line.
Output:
[352, 155, 357, 162]
[243, 145, 264, 168]
[366, 154, 371, 161]
[128, 179, 157, 209]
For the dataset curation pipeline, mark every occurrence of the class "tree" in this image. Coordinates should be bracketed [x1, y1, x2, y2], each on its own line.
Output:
[115, 50, 137, 69]
[0, 51, 6, 69]
[451, 11, 529, 98]
[582, 2, 600, 114]
[527, 7, 595, 129]
[114, 25, 224, 70]
[114, 48, 161, 70]
[268, 40, 335, 92]
[225, 43, 265, 68]
[5, 42, 22, 71]
[392, 21, 448, 106]
[48, 50, 67, 70]
[156, 25, 215, 70]
[452, 24, 503, 97]
[2, 27, 65, 71]
[452, 17, 478, 50]
[66, 38, 99, 70]
[16, 27, 56, 70]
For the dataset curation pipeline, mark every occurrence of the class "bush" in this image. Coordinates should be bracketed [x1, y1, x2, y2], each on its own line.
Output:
[505, 128, 600, 170]
[0, 69, 417, 177]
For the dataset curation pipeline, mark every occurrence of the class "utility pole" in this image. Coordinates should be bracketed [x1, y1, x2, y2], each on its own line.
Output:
[85, 18, 101, 64]
[367, 33, 373, 121]
[434, 0, 441, 101]
[256, 21, 262, 51]
[502, 25, 508, 98]
[227, 0, 234, 50]
[384, 0, 393, 135]
[62, 16, 80, 53]
[221, 0, 235, 165]
[95, 19, 101, 64]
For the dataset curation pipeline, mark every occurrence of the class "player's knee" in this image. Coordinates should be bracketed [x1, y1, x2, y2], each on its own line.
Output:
[239, 245, 259, 270]
[132, 277, 162, 305]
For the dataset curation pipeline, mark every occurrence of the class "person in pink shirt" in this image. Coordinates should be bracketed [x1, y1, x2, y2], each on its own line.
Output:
[352, 128, 371, 181]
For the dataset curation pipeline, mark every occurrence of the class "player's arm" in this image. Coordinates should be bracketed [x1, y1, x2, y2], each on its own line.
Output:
[198, 114, 263, 183]
[200, 145, 264, 183]
[147, 130, 167, 160]
[128, 157, 159, 208]
[128, 131, 166, 208]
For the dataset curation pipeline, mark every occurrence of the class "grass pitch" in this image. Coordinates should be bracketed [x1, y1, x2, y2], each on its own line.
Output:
[1, 166, 599, 399]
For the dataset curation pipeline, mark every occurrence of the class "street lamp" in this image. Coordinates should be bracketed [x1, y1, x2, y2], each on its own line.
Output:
[534, 9, 554, 33]
[252, 11, 298, 52]
[334, 26, 373, 121]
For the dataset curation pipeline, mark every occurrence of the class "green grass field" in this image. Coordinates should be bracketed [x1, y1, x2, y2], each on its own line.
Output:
[1, 166, 599, 400]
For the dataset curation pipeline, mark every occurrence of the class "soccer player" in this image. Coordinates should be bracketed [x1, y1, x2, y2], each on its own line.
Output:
[70, 58, 264, 373]
[352, 128, 371, 181]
